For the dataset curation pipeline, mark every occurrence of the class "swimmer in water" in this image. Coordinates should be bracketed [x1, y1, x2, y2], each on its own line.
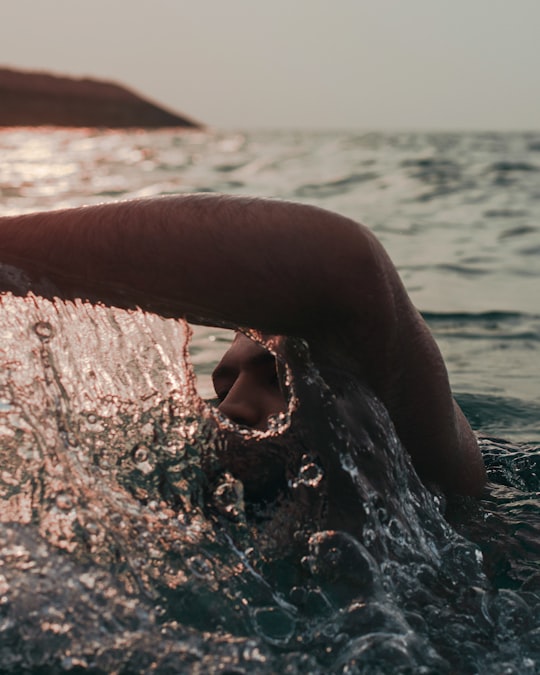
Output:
[0, 195, 486, 502]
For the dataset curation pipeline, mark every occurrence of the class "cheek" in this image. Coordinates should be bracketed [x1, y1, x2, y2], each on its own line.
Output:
[264, 387, 288, 415]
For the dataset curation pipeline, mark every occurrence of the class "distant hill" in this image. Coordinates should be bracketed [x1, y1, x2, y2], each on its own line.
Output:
[0, 67, 201, 129]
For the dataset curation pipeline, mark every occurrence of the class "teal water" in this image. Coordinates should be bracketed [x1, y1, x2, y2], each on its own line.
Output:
[0, 129, 538, 673]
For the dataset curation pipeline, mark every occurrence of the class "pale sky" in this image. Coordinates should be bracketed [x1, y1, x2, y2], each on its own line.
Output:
[2, 0, 539, 130]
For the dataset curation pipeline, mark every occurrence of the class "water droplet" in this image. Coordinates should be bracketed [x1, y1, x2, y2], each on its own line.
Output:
[267, 411, 288, 432]
[292, 461, 324, 490]
[79, 573, 96, 590]
[86, 413, 97, 425]
[242, 646, 267, 664]
[132, 445, 149, 463]
[33, 321, 54, 341]
[377, 506, 388, 522]
[212, 474, 245, 521]
[56, 493, 74, 510]
[132, 444, 156, 474]
[253, 606, 296, 646]
[289, 586, 307, 605]
[164, 440, 185, 457]
[85, 522, 99, 535]
[61, 657, 89, 670]
[187, 555, 213, 579]
[363, 528, 376, 546]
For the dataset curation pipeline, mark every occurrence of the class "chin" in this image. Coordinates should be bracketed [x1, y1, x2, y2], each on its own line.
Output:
[216, 434, 300, 502]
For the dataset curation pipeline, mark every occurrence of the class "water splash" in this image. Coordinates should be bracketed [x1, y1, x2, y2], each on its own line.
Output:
[0, 265, 537, 670]
[0, 291, 304, 671]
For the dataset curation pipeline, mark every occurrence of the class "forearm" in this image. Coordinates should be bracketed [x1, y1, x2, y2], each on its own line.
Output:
[0, 195, 378, 333]
[0, 196, 235, 312]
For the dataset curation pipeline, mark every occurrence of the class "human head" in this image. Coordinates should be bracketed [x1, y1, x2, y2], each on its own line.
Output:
[212, 333, 287, 430]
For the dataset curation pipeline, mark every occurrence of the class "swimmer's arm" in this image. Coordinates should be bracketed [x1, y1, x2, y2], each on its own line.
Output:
[0, 194, 485, 496]
[0, 195, 388, 333]
[378, 306, 486, 497]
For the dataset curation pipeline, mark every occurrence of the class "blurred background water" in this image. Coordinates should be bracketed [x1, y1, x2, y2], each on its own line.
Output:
[0, 128, 538, 673]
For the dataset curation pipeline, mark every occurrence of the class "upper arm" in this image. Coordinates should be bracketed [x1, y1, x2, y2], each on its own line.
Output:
[281, 217, 486, 496]
[356, 289, 486, 497]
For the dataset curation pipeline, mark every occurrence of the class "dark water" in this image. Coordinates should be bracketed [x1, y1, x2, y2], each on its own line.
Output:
[0, 129, 539, 673]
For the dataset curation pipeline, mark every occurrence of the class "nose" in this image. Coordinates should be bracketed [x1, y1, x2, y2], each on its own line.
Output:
[217, 375, 267, 429]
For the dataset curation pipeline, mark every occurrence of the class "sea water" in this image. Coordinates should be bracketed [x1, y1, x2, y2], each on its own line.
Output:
[0, 128, 538, 673]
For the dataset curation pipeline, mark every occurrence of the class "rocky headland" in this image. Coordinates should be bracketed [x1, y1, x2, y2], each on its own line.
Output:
[0, 67, 201, 129]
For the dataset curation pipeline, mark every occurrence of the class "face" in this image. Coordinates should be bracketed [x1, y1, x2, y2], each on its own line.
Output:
[212, 333, 287, 430]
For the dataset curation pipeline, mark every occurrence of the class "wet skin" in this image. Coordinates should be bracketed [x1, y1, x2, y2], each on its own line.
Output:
[210, 336, 375, 535]
[212, 333, 287, 431]
[211, 334, 301, 501]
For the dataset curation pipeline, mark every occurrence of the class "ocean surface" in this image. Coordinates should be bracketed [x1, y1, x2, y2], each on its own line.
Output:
[0, 128, 538, 673]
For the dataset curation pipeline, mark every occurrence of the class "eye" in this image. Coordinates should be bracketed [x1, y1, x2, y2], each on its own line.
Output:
[266, 367, 279, 387]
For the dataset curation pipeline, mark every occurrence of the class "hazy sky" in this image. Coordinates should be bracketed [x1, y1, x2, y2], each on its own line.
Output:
[2, 0, 539, 130]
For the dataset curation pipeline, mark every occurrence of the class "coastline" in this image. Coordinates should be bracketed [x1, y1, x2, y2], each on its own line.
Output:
[0, 66, 202, 129]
